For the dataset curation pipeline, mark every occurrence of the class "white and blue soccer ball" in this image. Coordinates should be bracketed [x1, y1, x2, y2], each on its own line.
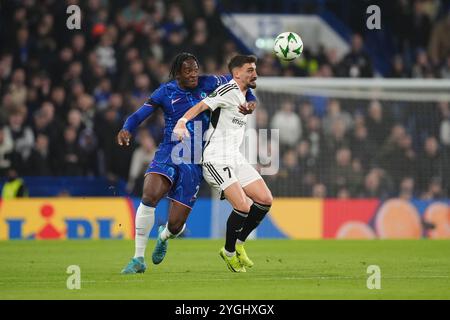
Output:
[273, 32, 303, 61]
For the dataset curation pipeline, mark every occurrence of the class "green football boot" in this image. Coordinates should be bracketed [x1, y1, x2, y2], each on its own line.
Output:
[219, 247, 246, 273]
[236, 243, 254, 268]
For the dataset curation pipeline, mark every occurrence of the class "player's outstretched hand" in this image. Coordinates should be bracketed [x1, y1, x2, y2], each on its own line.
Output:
[239, 101, 256, 115]
[117, 129, 132, 146]
[174, 120, 190, 141]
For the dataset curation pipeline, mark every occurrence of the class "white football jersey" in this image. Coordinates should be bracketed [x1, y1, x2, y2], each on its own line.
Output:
[202, 79, 248, 164]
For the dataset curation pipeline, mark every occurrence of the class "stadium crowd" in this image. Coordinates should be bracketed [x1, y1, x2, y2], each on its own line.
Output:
[0, 0, 449, 199]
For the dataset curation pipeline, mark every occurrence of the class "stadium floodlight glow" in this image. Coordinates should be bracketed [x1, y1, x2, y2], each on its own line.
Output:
[255, 38, 265, 49]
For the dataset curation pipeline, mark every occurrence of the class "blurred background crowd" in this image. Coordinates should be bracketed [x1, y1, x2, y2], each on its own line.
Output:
[0, 0, 449, 199]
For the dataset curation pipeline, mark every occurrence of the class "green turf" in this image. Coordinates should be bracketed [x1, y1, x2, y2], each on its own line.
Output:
[0, 239, 449, 299]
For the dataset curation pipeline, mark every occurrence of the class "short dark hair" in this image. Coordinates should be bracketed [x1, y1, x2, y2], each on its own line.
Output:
[227, 55, 257, 74]
[169, 52, 199, 80]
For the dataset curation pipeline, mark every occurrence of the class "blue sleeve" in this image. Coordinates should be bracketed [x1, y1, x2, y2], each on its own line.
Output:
[146, 84, 165, 107]
[123, 104, 155, 134]
[246, 89, 256, 102]
[203, 75, 256, 102]
[203, 74, 231, 91]
[123, 85, 164, 134]
[223, 74, 232, 82]
[213, 74, 256, 101]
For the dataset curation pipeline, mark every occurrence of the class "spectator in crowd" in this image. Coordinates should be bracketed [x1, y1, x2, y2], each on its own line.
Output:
[324, 119, 350, 159]
[95, 107, 133, 182]
[79, 128, 100, 177]
[1, 168, 28, 199]
[8, 68, 27, 106]
[322, 99, 353, 136]
[304, 115, 324, 161]
[311, 183, 327, 198]
[412, 50, 435, 78]
[66, 108, 86, 139]
[358, 168, 387, 198]
[340, 34, 373, 78]
[365, 100, 392, 147]
[93, 78, 112, 112]
[255, 107, 269, 131]
[441, 55, 450, 78]
[388, 54, 410, 78]
[326, 147, 363, 196]
[272, 149, 302, 196]
[410, 0, 432, 51]
[418, 136, 444, 192]
[26, 133, 53, 176]
[127, 128, 156, 195]
[5, 105, 34, 173]
[421, 177, 445, 199]
[439, 101, 450, 146]
[350, 123, 376, 170]
[379, 131, 416, 188]
[59, 126, 84, 176]
[50, 86, 68, 122]
[271, 99, 302, 148]
[428, 10, 450, 66]
[0, 124, 14, 176]
[398, 176, 415, 200]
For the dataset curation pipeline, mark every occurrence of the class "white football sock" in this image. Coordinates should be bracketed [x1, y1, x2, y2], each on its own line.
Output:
[160, 223, 186, 241]
[134, 203, 155, 258]
[224, 248, 235, 257]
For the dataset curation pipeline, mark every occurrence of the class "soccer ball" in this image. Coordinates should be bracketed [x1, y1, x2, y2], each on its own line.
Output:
[273, 32, 303, 61]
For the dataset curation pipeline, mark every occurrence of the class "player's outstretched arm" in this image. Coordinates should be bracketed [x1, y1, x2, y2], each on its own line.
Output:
[173, 101, 209, 141]
[117, 104, 156, 147]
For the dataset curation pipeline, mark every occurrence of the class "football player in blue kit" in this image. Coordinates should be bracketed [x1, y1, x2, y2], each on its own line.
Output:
[118, 53, 257, 274]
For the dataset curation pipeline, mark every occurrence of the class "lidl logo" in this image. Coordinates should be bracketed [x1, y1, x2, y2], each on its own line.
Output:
[0, 198, 134, 240]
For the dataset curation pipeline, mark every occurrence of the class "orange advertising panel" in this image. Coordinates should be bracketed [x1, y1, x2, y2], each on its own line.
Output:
[269, 198, 322, 239]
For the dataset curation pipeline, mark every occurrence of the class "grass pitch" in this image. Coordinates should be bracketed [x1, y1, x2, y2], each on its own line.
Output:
[1, 239, 449, 299]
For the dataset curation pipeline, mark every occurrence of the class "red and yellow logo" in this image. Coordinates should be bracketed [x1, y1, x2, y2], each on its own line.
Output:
[0, 198, 134, 240]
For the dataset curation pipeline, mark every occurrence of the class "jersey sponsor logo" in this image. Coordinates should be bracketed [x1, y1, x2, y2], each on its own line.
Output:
[232, 117, 247, 127]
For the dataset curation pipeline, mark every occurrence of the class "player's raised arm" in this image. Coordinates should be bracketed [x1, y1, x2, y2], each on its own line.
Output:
[173, 101, 210, 141]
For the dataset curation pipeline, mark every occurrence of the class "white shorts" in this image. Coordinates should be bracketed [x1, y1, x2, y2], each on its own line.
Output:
[202, 160, 262, 191]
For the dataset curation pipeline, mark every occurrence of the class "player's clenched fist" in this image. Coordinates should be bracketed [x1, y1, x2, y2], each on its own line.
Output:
[174, 118, 190, 141]
[117, 129, 132, 146]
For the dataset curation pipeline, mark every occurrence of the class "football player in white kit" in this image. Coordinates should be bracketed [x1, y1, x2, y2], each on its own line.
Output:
[173, 55, 273, 273]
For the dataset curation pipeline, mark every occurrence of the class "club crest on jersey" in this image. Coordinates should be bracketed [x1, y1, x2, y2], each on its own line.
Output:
[208, 92, 217, 98]
[200, 92, 207, 99]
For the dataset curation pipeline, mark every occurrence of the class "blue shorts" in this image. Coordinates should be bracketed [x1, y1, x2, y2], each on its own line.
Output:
[145, 160, 202, 209]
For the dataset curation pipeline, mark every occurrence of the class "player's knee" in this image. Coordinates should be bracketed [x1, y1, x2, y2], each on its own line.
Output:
[167, 219, 184, 234]
[252, 190, 273, 206]
[235, 201, 251, 214]
[257, 192, 273, 206]
[141, 193, 161, 207]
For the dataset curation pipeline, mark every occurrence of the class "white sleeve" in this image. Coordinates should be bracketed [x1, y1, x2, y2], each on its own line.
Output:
[203, 89, 239, 111]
